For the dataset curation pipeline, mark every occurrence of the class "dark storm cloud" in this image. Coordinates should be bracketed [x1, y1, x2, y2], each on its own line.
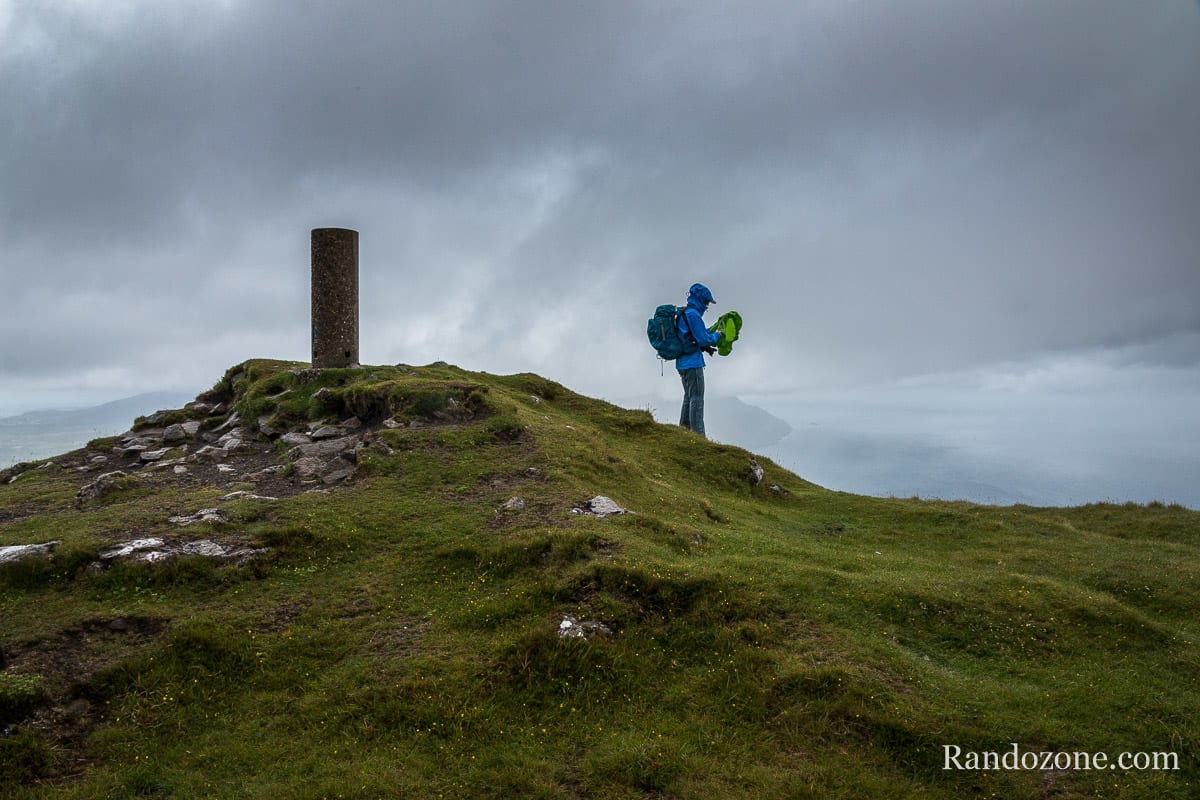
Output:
[1, 0, 1198, 406]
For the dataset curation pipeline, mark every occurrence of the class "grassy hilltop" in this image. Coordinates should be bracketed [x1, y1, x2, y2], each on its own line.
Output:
[1, 359, 1197, 799]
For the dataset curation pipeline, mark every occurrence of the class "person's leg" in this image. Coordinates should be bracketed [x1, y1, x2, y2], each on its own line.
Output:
[689, 368, 706, 437]
[681, 368, 706, 437]
[678, 370, 692, 430]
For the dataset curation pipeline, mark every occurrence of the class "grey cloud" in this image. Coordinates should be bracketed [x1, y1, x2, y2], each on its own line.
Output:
[0, 0, 1198, 404]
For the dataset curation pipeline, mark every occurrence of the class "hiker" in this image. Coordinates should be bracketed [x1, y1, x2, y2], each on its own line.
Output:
[676, 283, 724, 437]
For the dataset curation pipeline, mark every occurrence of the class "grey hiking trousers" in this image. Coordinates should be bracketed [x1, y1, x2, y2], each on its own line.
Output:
[678, 367, 706, 437]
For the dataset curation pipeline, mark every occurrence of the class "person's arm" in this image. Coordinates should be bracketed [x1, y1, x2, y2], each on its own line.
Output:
[685, 309, 723, 347]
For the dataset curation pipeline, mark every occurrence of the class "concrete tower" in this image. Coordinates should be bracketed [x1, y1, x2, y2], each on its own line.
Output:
[310, 228, 359, 368]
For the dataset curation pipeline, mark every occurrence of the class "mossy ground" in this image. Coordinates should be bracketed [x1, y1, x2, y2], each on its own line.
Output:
[1, 360, 1197, 798]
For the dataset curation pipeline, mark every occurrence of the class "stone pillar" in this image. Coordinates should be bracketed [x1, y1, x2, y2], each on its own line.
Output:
[311, 228, 359, 368]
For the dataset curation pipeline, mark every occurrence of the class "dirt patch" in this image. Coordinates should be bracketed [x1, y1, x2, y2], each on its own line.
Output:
[1, 616, 169, 781]
[366, 619, 428, 661]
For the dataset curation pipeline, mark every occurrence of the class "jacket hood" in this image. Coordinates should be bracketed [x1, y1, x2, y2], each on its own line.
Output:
[687, 283, 715, 312]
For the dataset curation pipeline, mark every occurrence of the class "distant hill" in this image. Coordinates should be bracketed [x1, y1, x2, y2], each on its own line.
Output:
[1, 359, 1197, 798]
[0, 392, 193, 466]
[614, 394, 793, 451]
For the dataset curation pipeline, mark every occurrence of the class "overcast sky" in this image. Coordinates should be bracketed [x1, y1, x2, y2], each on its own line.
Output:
[1, 0, 1198, 418]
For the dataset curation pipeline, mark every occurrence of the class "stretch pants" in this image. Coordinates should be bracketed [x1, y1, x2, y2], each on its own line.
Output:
[678, 367, 706, 437]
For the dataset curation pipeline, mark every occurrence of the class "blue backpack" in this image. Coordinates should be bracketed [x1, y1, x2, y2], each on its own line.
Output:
[647, 304, 699, 360]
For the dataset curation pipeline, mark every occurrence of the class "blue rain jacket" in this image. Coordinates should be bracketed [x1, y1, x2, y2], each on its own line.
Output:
[675, 284, 722, 371]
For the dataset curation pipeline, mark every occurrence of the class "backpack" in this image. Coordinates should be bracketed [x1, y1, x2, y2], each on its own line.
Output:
[647, 304, 699, 360]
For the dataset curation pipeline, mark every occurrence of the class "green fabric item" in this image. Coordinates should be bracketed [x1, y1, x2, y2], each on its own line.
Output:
[708, 310, 742, 356]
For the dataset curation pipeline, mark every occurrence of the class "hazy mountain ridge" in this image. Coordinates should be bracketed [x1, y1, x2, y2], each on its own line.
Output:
[0, 392, 195, 467]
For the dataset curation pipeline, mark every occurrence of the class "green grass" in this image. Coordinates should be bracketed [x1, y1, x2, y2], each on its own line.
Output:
[0, 359, 1197, 798]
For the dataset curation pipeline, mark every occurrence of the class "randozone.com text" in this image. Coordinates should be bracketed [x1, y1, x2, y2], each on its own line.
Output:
[944, 744, 1178, 771]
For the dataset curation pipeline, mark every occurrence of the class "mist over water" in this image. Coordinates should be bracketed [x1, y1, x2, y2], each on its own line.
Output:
[745, 370, 1200, 509]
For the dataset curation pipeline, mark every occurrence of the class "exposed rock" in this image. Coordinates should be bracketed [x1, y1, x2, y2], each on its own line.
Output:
[747, 459, 765, 486]
[143, 410, 170, 425]
[571, 496, 626, 519]
[162, 424, 187, 444]
[173, 465, 189, 476]
[322, 465, 356, 485]
[364, 435, 395, 456]
[76, 471, 138, 506]
[311, 387, 333, 402]
[292, 457, 326, 481]
[212, 412, 241, 434]
[558, 615, 613, 640]
[90, 455, 109, 465]
[2, 463, 31, 484]
[311, 425, 345, 440]
[181, 420, 202, 436]
[281, 432, 313, 447]
[140, 448, 170, 463]
[341, 416, 363, 430]
[99, 538, 167, 560]
[115, 435, 157, 452]
[288, 434, 360, 460]
[769, 484, 789, 496]
[144, 457, 186, 473]
[96, 536, 269, 565]
[243, 465, 286, 482]
[382, 418, 403, 429]
[188, 401, 214, 416]
[216, 464, 238, 475]
[257, 416, 279, 437]
[190, 445, 228, 462]
[168, 508, 226, 526]
[500, 497, 526, 511]
[0, 541, 60, 564]
[220, 490, 278, 502]
[217, 428, 254, 452]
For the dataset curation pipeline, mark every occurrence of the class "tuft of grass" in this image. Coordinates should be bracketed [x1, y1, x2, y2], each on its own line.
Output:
[0, 730, 54, 789]
[0, 672, 47, 724]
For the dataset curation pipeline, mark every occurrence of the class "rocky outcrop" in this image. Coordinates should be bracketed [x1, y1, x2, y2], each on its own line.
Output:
[76, 471, 139, 506]
[46, 364, 502, 506]
[95, 537, 269, 566]
[168, 508, 227, 526]
[0, 541, 60, 564]
[287, 435, 360, 461]
[162, 424, 187, 444]
[220, 491, 277, 502]
[571, 496, 626, 519]
[558, 615, 613, 640]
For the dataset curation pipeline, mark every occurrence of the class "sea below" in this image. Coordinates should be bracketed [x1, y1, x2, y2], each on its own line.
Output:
[744, 378, 1200, 509]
